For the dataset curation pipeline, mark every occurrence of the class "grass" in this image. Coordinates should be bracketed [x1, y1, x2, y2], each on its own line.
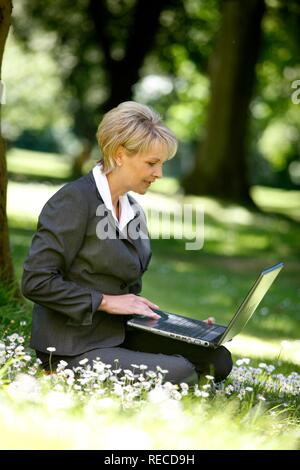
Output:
[1, 147, 300, 449]
[7, 147, 73, 181]
[0, 331, 299, 450]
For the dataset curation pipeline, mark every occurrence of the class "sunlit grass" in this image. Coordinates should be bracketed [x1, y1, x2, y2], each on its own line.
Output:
[150, 174, 300, 223]
[252, 186, 300, 222]
[228, 335, 300, 366]
[6, 159, 300, 367]
[0, 332, 299, 450]
[3, 148, 300, 449]
[9, 179, 300, 259]
[7, 181, 62, 226]
[7, 148, 72, 179]
[133, 189, 300, 259]
[0, 391, 298, 450]
[7, 148, 300, 260]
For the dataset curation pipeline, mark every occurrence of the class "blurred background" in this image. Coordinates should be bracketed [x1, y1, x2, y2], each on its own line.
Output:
[1, 0, 300, 369]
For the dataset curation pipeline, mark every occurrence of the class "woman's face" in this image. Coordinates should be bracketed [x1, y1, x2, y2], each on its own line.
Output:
[117, 141, 169, 194]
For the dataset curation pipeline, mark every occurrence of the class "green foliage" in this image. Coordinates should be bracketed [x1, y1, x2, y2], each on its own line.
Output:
[136, 0, 220, 141]
[7, 0, 300, 190]
[249, 1, 300, 187]
[2, 32, 72, 142]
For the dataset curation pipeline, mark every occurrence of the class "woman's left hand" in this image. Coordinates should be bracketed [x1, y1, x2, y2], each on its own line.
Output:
[203, 317, 216, 325]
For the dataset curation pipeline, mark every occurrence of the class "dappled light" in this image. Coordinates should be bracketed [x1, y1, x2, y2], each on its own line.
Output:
[5, 153, 300, 369]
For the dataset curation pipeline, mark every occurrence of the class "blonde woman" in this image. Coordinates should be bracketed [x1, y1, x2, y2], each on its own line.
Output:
[22, 101, 232, 384]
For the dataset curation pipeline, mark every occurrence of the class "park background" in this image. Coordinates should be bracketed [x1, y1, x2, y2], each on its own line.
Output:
[0, 0, 299, 450]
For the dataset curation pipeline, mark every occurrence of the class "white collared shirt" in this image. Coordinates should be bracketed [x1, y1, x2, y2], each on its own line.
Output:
[92, 163, 135, 232]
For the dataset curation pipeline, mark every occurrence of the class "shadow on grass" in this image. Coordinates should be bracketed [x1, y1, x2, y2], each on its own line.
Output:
[9, 226, 36, 281]
[9, 222, 300, 344]
[7, 189, 300, 353]
[8, 172, 73, 186]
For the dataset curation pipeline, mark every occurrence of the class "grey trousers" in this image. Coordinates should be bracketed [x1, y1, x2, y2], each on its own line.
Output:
[36, 326, 233, 385]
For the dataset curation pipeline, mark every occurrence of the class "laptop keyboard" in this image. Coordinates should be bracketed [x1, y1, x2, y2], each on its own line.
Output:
[129, 310, 226, 343]
[157, 314, 222, 338]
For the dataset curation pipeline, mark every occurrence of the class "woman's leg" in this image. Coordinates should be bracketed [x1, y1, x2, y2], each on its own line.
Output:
[35, 347, 198, 385]
[122, 327, 233, 382]
[35, 327, 232, 385]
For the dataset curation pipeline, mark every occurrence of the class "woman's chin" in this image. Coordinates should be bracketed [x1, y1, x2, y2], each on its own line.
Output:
[133, 182, 150, 194]
[134, 188, 147, 195]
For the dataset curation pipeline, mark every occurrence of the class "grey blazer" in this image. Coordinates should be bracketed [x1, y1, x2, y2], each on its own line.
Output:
[21, 170, 152, 355]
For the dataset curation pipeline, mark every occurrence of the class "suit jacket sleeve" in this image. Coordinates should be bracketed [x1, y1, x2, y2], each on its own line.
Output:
[21, 184, 103, 326]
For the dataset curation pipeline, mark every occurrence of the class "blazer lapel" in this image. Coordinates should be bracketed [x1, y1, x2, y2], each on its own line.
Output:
[87, 170, 151, 273]
[125, 212, 151, 273]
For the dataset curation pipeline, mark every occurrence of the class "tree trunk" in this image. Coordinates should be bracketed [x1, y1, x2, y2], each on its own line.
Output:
[182, 0, 265, 205]
[67, 0, 170, 178]
[71, 140, 93, 180]
[0, 0, 15, 290]
[89, 0, 169, 112]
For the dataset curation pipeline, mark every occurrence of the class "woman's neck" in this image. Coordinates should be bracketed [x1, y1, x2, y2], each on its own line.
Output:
[106, 172, 126, 218]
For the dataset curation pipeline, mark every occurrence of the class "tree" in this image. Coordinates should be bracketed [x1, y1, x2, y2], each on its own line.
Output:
[182, 0, 265, 204]
[0, 0, 15, 289]
[13, 0, 179, 176]
[12, 0, 223, 178]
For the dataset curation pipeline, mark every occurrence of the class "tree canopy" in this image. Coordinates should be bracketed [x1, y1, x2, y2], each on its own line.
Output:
[3, 0, 300, 195]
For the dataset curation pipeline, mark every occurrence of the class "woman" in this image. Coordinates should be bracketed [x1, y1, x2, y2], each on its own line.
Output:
[22, 101, 232, 385]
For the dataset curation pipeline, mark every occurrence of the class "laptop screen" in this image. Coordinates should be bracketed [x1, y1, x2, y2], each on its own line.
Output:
[217, 263, 284, 345]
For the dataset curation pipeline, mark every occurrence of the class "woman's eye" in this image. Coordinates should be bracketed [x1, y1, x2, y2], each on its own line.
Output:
[148, 162, 156, 166]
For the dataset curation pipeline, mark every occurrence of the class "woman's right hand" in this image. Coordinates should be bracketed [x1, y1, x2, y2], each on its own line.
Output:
[98, 294, 161, 320]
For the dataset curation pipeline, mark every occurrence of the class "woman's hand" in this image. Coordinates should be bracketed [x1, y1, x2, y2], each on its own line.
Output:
[203, 316, 216, 325]
[98, 294, 161, 320]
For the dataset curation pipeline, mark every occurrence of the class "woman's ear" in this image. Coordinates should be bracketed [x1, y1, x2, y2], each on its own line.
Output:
[115, 145, 125, 167]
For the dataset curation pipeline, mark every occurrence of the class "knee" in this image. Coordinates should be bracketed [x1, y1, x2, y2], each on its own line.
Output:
[212, 346, 233, 382]
[166, 355, 198, 385]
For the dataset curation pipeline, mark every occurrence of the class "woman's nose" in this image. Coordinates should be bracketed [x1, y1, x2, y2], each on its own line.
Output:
[153, 166, 163, 179]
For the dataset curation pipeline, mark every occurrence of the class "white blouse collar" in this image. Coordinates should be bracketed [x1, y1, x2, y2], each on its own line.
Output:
[92, 162, 135, 232]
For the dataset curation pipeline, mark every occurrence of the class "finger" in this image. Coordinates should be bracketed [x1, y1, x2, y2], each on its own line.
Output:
[136, 305, 161, 320]
[204, 317, 216, 325]
[138, 296, 160, 310]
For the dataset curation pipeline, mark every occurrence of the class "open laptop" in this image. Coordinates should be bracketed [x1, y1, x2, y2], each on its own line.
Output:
[127, 262, 284, 349]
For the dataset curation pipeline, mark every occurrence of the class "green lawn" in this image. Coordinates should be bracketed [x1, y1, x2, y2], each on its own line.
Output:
[1, 148, 299, 449]
[6, 148, 300, 369]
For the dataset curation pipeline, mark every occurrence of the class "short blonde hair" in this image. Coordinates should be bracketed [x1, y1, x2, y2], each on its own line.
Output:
[96, 101, 178, 174]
